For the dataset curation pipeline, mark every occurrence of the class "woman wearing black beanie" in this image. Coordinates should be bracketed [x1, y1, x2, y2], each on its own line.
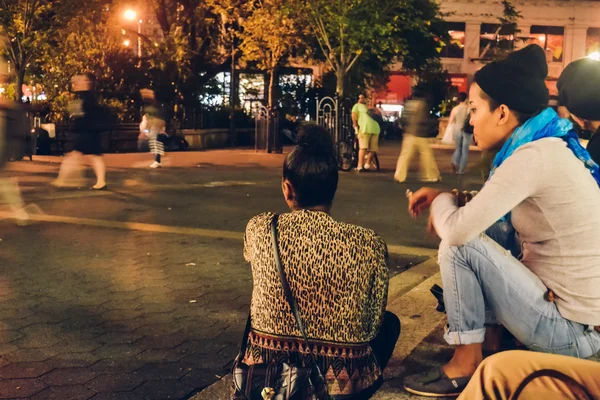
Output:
[404, 44, 600, 397]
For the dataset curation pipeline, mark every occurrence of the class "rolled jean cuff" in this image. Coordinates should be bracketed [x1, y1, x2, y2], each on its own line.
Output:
[444, 325, 486, 345]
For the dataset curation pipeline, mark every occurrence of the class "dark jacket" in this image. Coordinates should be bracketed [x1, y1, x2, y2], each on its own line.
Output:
[72, 91, 110, 136]
[587, 129, 600, 166]
[402, 98, 434, 138]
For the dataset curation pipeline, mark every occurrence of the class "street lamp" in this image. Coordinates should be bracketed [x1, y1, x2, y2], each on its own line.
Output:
[123, 9, 142, 59]
[123, 9, 137, 21]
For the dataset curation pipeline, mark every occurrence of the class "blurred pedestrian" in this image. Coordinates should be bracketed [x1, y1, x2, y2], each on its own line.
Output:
[450, 93, 471, 175]
[140, 89, 166, 168]
[352, 94, 380, 172]
[394, 93, 441, 183]
[52, 74, 109, 190]
[558, 57, 600, 165]
[0, 58, 29, 224]
[137, 114, 149, 152]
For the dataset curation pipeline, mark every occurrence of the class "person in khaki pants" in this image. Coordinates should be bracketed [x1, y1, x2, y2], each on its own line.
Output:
[394, 95, 441, 183]
[459, 350, 600, 399]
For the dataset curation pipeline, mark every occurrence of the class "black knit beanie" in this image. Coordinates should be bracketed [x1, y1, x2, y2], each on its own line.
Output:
[558, 58, 600, 121]
[474, 44, 549, 114]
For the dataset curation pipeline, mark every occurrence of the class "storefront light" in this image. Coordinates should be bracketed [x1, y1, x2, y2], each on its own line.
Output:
[588, 51, 600, 61]
[380, 104, 404, 112]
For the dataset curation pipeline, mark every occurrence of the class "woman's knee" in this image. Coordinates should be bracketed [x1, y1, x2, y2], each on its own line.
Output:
[438, 240, 462, 270]
[438, 236, 492, 275]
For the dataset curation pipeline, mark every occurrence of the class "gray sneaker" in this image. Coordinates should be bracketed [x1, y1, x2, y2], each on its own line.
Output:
[403, 367, 471, 398]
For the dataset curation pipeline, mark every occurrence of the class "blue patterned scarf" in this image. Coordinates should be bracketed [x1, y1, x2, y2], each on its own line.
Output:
[489, 108, 600, 222]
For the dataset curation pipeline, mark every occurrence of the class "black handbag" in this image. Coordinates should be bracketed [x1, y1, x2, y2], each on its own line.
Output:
[232, 214, 329, 400]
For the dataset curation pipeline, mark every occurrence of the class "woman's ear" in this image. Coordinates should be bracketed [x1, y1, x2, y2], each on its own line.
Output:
[282, 179, 294, 203]
[496, 105, 509, 125]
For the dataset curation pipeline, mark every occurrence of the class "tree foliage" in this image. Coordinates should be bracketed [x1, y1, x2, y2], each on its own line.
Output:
[480, 0, 523, 61]
[2, 0, 449, 122]
[0, 0, 79, 100]
[238, 0, 302, 108]
[412, 61, 453, 117]
[302, 0, 446, 97]
[34, 1, 145, 121]
[148, 0, 233, 104]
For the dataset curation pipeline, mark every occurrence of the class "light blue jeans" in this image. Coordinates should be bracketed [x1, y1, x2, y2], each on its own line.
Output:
[438, 222, 600, 359]
[451, 132, 473, 174]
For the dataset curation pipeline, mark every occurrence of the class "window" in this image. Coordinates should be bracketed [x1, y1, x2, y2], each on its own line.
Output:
[239, 74, 265, 113]
[199, 72, 231, 107]
[529, 26, 564, 62]
[279, 74, 314, 119]
[239, 74, 265, 101]
[587, 28, 600, 57]
[440, 22, 465, 59]
[480, 23, 515, 56]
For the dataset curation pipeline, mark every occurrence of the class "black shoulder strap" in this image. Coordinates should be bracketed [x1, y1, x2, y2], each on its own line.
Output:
[270, 214, 311, 346]
[235, 214, 314, 364]
[235, 313, 252, 362]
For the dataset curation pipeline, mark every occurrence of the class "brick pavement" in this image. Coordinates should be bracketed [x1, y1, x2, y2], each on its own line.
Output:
[0, 142, 484, 399]
[0, 221, 433, 400]
[0, 223, 251, 399]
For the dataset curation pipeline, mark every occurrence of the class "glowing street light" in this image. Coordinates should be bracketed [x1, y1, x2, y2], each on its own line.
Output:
[122, 9, 142, 59]
[123, 39, 131, 47]
[123, 9, 137, 21]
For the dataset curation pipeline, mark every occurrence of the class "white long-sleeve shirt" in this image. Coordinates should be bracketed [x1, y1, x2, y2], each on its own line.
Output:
[431, 138, 600, 326]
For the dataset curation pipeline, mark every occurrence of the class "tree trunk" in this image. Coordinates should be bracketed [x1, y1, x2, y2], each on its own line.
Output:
[336, 71, 345, 98]
[16, 68, 25, 102]
[268, 68, 277, 110]
[229, 45, 238, 146]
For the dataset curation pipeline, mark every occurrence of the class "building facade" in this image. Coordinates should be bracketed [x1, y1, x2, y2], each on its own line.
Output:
[439, 0, 600, 93]
[377, 0, 600, 108]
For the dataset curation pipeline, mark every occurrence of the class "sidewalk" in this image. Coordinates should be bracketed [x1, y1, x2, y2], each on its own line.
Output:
[0, 139, 487, 400]
[26, 139, 480, 172]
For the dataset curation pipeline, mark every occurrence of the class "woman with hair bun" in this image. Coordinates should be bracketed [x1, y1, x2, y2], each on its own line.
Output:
[241, 124, 400, 399]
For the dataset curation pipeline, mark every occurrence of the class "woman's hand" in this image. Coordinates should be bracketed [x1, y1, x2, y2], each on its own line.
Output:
[408, 187, 443, 218]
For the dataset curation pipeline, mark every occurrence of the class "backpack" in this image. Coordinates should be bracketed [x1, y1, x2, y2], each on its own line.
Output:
[368, 108, 384, 125]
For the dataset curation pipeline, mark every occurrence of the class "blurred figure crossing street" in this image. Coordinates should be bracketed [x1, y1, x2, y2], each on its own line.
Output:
[52, 73, 109, 190]
[140, 89, 167, 168]
[394, 93, 441, 183]
[0, 57, 31, 224]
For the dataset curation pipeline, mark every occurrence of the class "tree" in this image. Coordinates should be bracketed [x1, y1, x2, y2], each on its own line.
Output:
[480, 0, 523, 61]
[148, 0, 238, 107]
[238, 0, 302, 109]
[0, 0, 78, 101]
[303, 0, 446, 97]
[35, 0, 145, 121]
[412, 61, 453, 117]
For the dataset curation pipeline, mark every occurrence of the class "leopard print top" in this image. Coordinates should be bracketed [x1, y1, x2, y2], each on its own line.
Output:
[243, 210, 389, 343]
